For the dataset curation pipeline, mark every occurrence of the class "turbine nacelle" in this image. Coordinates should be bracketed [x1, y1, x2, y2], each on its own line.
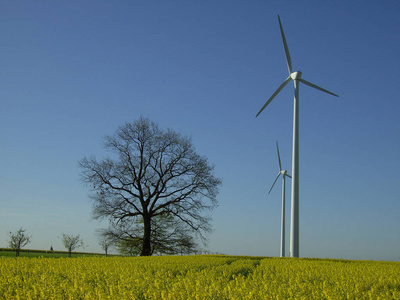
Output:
[290, 71, 302, 80]
[268, 142, 292, 195]
[255, 16, 338, 119]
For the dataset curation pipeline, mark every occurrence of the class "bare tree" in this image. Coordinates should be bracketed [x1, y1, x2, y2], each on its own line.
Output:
[79, 117, 221, 256]
[60, 234, 85, 257]
[8, 228, 31, 257]
[99, 238, 113, 257]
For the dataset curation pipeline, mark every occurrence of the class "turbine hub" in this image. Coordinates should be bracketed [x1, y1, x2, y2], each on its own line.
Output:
[290, 71, 302, 80]
[280, 170, 287, 175]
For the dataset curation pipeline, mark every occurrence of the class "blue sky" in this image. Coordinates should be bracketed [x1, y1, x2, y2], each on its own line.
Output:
[1, 1, 399, 261]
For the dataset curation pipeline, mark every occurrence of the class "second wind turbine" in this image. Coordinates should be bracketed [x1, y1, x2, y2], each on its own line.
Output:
[268, 142, 291, 257]
[256, 15, 338, 258]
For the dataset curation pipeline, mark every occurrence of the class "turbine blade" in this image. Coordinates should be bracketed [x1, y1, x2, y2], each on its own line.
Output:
[299, 78, 339, 97]
[276, 141, 282, 171]
[268, 173, 281, 194]
[278, 15, 293, 75]
[286, 174, 292, 179]
[256, 76, 291, 117]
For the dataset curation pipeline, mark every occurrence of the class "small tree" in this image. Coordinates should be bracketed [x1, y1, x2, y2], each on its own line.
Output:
[60, 234, 85, 257]
[99, 238, 113, 257]
[8, 228, 32, 257]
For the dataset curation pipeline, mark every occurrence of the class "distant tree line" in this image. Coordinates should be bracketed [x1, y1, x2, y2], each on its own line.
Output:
[5, 227, 215, 257]
[5, 228, 87, 257]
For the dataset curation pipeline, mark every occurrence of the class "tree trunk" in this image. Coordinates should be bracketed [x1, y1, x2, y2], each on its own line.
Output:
[141, 215, 152, 256]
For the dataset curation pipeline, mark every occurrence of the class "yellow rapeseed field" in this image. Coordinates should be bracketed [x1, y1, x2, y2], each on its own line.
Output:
[0, 255, 399, 299]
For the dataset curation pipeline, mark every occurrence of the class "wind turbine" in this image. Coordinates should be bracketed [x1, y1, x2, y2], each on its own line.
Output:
[268, 141, 291, 257]
[256, 15, 338, 258]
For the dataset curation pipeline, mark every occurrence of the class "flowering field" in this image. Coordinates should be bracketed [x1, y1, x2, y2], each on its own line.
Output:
[1, 255, 399, 299]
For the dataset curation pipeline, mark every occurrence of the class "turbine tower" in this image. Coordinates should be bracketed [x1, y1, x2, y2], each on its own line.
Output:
[268, 142, 291, 257]
[256, 15, 338, 257]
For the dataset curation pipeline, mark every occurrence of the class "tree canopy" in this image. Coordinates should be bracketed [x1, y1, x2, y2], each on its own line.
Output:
[79, 117, 221, 256]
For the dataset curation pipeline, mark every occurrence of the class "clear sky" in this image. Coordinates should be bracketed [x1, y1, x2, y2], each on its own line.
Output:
[1, 1, 399, 261]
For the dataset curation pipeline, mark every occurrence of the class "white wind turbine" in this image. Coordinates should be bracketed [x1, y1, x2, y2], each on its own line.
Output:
[256, 15, 338, 257]
[268, 141, 291, 258]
